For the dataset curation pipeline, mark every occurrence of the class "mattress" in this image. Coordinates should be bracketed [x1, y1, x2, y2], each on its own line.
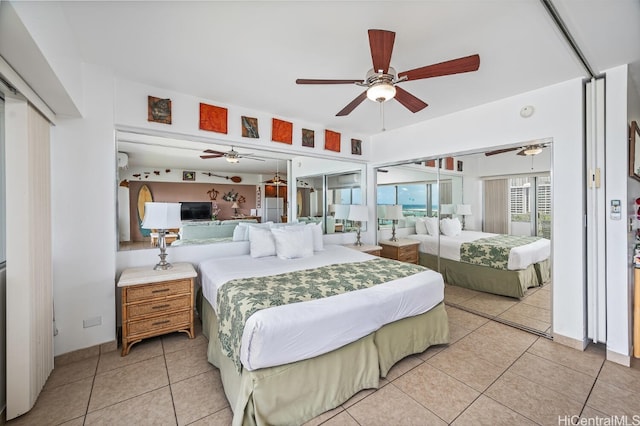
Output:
[407, 231, 550, 270]
[198, 244, 444, 371]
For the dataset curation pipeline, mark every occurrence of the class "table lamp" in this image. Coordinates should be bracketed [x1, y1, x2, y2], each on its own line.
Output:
[440, 204, 454, 217]
[347, 204, 368, 246]
[455, 204, 472, 230]
[232, 201, 240, 215]
[384, 205, 404, 242]
[142, 202, 182, 270]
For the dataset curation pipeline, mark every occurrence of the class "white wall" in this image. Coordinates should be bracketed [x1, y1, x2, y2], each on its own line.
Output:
[369, 79, 586, 345]
[50, 63, 117, 356]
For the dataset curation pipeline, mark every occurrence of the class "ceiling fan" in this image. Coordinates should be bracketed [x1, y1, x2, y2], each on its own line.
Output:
[484, 144, 548, 157]
[296, 29, 480, 116]
[263, 172, 287, 186]
[200, 146, 265, 163]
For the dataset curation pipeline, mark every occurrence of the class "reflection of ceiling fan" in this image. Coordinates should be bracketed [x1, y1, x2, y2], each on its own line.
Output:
[200, 146, 265, 163]
[485, 144, 548, 157]
[296, 29, 480, 116]
[263, 172, 287, 186]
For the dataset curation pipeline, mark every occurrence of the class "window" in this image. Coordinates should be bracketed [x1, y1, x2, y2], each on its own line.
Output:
[377, 182, 437, 218]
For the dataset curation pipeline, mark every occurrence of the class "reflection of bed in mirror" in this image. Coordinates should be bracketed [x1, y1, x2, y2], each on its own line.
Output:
[408, 228, 551, 298]
[197, 244, 448, 425]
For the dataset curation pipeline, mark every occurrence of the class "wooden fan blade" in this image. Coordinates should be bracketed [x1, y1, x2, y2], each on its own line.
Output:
[368, 29, 395, 73]
[203, 149, 226, 155]
[484, 147, 519, 156]
[200, 154, 224, 159]
[394, 86, 428, 113]
[517, 149, 528, 156]
[336, 91, 368, 116]
[399, 54, 480, 81]
[296, 79, 362, 84]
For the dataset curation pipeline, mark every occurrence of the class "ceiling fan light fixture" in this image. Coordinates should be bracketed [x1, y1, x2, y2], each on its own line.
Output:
[523, 146, 543, 156]
[226, 157, 240, 163]
[367, 82, 396, 102]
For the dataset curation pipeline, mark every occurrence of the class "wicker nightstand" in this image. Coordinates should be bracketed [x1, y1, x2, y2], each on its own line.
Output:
[379, 239, 420, 264]
[118, 262, 197, 356]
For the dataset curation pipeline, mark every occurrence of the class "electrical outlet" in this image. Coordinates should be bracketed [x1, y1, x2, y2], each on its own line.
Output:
[83, 316, 102, 328]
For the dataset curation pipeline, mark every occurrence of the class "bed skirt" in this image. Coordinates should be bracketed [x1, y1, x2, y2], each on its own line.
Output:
[201, 297, 449, 426]
[419, 252, 541, 298]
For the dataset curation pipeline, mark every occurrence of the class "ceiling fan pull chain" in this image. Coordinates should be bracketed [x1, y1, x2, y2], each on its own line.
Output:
[380, 101, 386, 131]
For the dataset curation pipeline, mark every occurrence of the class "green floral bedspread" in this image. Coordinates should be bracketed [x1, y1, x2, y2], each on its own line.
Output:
[460, 234, 542, 270]
[217, 257, 426, 371]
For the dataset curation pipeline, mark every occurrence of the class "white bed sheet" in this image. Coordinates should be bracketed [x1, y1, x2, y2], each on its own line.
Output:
[198, 244, 444, 371]
[407, 231, 550, 270]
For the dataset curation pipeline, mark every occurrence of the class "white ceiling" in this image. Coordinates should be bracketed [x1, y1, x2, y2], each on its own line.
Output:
[6, 1, 640, 174]
[53, 0, 639, 136]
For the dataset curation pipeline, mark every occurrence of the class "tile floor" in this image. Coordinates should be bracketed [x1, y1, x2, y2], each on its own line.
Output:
[6, 305, 640, 426]
[445, 282, 552, 335]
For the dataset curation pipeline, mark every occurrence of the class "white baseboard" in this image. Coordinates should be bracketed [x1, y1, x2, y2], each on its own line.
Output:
[606, 349, 631, 367]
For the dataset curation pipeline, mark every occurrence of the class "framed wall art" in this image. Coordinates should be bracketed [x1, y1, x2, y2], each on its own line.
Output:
[199, 103, 228, 134]
[241, 116, 259, 138]
[351, 138, 362, 155]
[324, 130, 340, 152]
[272, 118, 293, 144]
[302, 129, 315, 147]
[148, 96, 172, 124]
[182, 171, 196, 181]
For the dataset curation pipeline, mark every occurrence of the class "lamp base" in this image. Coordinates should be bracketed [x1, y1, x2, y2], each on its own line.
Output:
[153, 231, 173, 270]
[389, 220, 398, 242]
[354, 222, 363, 246]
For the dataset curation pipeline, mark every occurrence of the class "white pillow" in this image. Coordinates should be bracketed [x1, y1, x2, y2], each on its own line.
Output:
[232, 221, 272, 241]
[248, 226, 276, 258]
[424, 217, 439, 236]
[414, 217, 427, 235]
[440, 217, 462, 237]
[307, 222, 324, 251]
[271, 226, 314, 259]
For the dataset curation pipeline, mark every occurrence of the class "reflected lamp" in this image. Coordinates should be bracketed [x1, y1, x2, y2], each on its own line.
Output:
[455, 204, 472, 230]
[384, 205, 404, 242]
[347, 205, 368, 246]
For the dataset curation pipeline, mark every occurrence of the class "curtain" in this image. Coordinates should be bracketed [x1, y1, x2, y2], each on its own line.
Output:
[483, 179, 508, 234]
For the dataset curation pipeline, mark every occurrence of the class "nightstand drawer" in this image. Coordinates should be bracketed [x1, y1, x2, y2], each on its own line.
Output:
[125, 278, 191, 302]
[128, 310, 191, 336]
[127, 294, 191, 319]
[398, 251, 417, 262]
[398, 245, 416, 256]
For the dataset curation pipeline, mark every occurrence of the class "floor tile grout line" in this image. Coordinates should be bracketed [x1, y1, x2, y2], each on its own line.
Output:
[578, 358, 607, 418]
[162, 337, 181, 425]
[81, 351, 101, 424]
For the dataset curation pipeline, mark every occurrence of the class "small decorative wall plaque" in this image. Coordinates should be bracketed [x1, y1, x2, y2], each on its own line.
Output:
[182, 171, 196, 181]
[272, 118, 293, 144]
[199, 103, 228, 134]
[241, 116, 259, 138]
[457, 160, 464, 172]
[351, 138, 362, 155]
[324, 130, 341, 152]
[148, 96, 172, 124]
[425, 160, 436, 167]
[302, 129, 315, 147]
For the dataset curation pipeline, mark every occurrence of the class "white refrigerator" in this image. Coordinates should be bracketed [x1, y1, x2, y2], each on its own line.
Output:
[264, 197, 284, 223]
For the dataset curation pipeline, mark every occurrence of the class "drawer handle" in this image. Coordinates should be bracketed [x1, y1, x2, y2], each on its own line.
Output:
[151, 288, 170, 294]
[152, 320, 171, 326]
[152, 304, 170, 310]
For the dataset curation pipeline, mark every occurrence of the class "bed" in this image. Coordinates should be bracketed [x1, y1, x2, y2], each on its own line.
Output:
[408, 229, 551, 298]
[197, 243, 448, 426]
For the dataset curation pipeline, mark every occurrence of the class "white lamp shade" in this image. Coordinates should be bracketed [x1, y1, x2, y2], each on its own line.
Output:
[232, 201, 239, 209]
[384, 205, 404, 220]
[142, 202, 182, 229]
[334, 204, 350, 220]
[440, 204, 454, 215]
[348, 205, 368, 222]
[455, 204, 473, 215]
